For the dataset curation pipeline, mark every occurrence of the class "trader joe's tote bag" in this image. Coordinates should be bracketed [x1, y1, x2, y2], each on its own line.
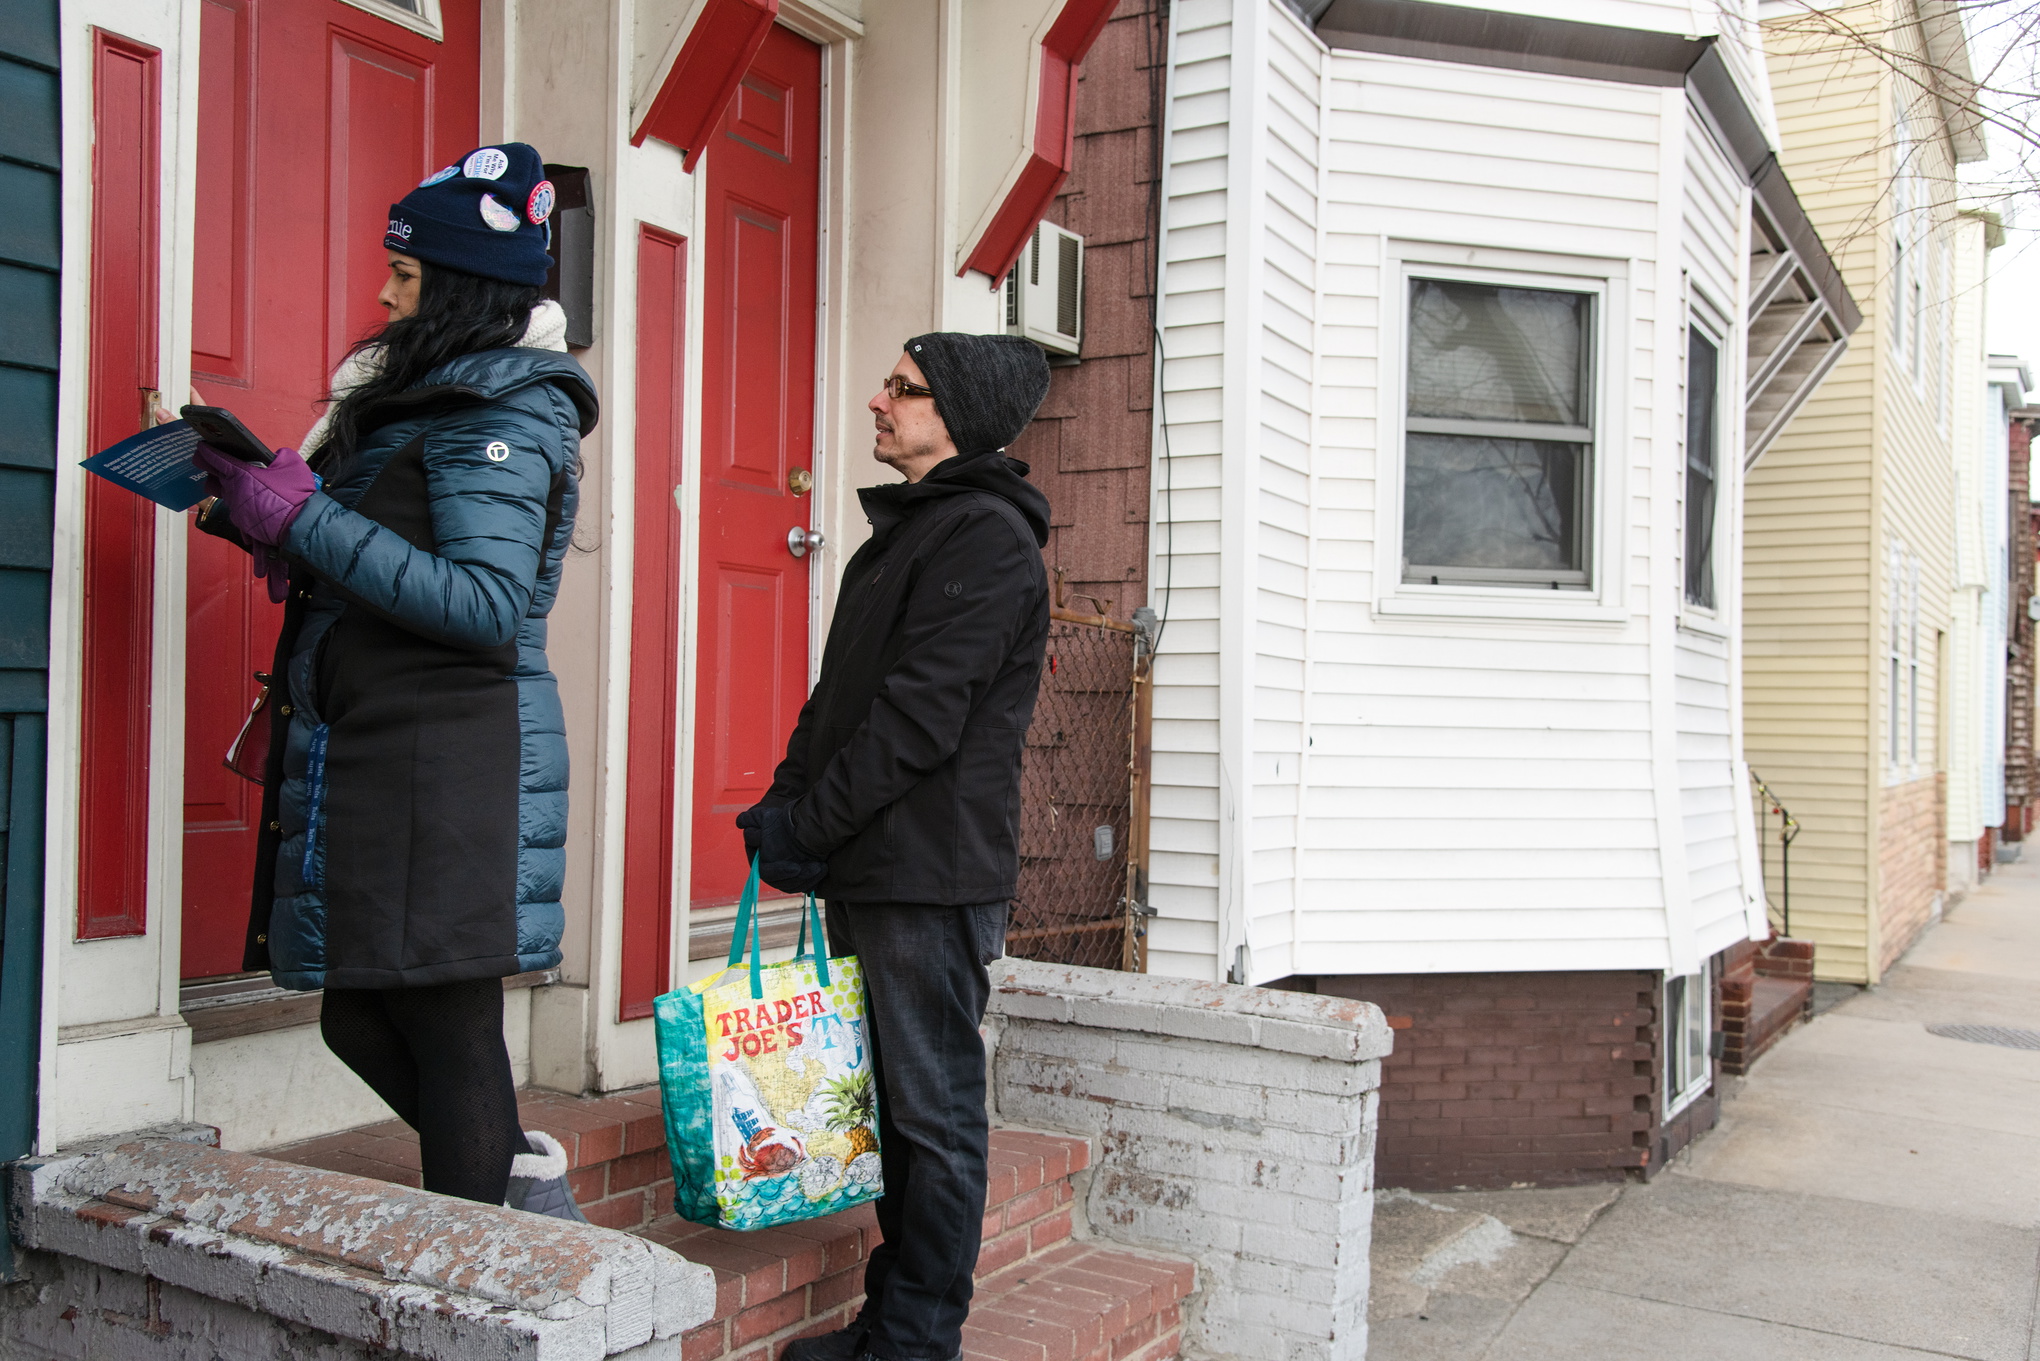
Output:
[654, 858, 883, 1230]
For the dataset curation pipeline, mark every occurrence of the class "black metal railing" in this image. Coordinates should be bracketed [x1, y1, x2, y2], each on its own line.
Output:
[1748, 767, 1800, 937]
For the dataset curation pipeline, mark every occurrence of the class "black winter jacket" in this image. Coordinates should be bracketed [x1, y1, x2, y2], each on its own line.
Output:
[766, 450, 1051, 904]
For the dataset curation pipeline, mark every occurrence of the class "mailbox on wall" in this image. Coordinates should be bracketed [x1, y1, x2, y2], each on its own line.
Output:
[542, 164, 595, 349]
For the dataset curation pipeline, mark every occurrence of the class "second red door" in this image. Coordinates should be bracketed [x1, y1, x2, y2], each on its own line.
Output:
[690, 25, 822, 908]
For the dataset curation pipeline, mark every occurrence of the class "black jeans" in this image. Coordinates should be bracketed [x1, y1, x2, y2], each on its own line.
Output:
[825, 900, 1007, 1361]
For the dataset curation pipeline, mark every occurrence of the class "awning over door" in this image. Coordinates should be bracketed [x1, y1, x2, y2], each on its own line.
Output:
[952, 0, 1120, 285]
[631, 0, 780, 171]
[1745, 166, 1859, 466]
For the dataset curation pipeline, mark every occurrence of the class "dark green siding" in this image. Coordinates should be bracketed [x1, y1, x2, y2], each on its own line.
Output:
[0, 0, 56, 1274]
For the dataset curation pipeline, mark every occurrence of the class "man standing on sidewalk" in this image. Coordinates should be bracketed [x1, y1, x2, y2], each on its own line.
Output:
[737, 333, 1053, 1361]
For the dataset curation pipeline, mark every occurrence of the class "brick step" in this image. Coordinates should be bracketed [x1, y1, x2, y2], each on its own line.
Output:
[1747, 975, 1812, 1055]
[644, 1128, 1126, 1361]
[275, 1095, 1195, 1361]
[1718, 971, 1811, 1076]
[273, 1085, 673, 1231]
[273, 1092, 1082, 1242]
[966, 1242, 1194, 1361]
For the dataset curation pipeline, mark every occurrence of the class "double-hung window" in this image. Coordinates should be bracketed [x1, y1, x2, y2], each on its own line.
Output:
[1684, 326, 1720, 610]
[1887, 541, 1920, 771]
[1402, 277, 1596, 589]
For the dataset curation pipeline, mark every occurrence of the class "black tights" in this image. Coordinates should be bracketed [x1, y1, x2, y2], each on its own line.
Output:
[319, 978, 522, 1205]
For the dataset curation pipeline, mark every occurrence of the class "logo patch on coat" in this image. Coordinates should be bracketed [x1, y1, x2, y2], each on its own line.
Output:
[485, 441, 511, 462]
[944, 580, 963, 598]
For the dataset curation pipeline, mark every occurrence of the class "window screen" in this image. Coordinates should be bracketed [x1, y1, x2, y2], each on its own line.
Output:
[1685, 329, 1719, 609]
[1402, 278, 1594, 588]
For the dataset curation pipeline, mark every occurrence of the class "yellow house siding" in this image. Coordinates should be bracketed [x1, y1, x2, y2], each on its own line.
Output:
[1748, 0, 1964, 982]
[1745, 11, 1879, 980]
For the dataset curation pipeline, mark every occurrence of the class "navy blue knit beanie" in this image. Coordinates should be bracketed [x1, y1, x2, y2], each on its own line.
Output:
[385, 143, 554, 286]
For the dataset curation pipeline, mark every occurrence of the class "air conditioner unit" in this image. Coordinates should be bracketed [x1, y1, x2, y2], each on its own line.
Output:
[1004, 222, 1083, 357]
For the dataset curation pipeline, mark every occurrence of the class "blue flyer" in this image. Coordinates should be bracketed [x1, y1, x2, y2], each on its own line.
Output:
[81, 421, 210, 512]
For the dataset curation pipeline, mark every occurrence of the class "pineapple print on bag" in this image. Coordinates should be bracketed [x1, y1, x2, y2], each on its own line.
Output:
[824, 1070, 878, 1160]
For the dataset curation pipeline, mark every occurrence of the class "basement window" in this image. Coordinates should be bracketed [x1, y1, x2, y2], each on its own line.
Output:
[1665, 970, 1711, 1117]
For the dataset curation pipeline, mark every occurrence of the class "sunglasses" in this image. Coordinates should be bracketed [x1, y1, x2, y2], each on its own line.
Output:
[882, 374, 936, 400]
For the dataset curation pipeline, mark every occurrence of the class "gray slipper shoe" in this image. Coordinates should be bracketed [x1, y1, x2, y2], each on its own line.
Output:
[504, 1129, 590, 1223]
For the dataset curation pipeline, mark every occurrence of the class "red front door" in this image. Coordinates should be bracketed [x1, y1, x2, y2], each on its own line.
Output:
[690, 26, 822, 908]
[181, 0, 480, 979]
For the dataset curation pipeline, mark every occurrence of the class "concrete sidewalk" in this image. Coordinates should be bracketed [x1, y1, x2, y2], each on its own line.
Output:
[1369, 859, 2040, 1360]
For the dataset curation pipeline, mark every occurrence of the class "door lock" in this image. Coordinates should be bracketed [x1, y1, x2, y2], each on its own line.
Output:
[787, 527, 826, 559]
[788, 467, 813, 495]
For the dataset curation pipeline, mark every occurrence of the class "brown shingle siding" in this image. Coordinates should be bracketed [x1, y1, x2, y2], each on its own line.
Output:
[1010, 0, 1163, 620]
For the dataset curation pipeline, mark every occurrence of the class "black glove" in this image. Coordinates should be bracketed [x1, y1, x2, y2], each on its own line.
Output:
[735, 803, 827, 894]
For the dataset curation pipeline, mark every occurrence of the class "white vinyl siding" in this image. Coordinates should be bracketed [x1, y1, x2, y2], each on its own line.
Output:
[1150, 0, 1766, 983]
[1679, 113, 1763, 955]
[1147, 0, 1233, 978]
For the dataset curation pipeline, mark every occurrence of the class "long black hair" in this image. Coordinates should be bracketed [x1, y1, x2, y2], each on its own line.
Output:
[317, 260, 543, 468]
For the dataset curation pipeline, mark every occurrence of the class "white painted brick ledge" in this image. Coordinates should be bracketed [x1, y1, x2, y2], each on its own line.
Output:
[985, 961, 1389, 1361]
[4, 1127, 714, 1360]
[987, 958, 1393, 1062]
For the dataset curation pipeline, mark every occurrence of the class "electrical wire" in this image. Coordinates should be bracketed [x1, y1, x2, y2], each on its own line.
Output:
[1143, 0, 1176, 662]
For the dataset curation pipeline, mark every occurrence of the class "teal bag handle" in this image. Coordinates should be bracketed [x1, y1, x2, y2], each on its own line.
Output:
[791, 892, 831, 989]
[729, 856, 765, 999]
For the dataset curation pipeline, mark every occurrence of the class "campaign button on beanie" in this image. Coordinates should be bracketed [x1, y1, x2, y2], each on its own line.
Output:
[903, 333, 1052, 454]
[385, 142, 554, 286]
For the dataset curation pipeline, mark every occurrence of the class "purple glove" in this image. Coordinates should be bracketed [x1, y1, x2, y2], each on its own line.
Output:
[195, 443, 317, 549]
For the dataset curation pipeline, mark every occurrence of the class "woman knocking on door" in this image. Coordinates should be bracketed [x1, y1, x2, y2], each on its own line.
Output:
[194, 143, 596, 1218]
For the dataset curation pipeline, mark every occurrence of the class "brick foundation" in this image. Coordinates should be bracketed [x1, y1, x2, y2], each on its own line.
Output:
[1878, 774, 1945, 972]
[1293, 970, 1658, 1190]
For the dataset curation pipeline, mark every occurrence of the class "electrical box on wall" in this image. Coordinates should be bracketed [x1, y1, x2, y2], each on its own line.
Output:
[542, 164, 595, 349]
[1004, 221, 1083, 357]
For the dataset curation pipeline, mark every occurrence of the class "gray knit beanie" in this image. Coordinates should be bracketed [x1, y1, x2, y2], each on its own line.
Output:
[903, 333, 1052, 454]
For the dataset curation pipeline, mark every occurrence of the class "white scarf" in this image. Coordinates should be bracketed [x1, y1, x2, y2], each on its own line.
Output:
[299, 299, 570, 457]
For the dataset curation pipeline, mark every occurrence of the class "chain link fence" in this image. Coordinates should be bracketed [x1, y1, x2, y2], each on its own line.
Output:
[1009, 611, 1147, 971]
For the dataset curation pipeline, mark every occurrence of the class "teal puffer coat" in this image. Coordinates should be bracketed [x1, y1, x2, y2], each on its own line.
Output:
[247, 346, 597, 991]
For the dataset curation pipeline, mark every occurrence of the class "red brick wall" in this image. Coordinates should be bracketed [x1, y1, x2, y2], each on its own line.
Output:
[1878, 774, 1943, 972]
[1006, 0, 1162, 620]
[1296, 971, 1668, 1190]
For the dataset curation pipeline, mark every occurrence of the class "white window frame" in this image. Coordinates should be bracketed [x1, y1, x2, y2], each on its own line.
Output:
[1681, 298, 1730, 625]
[1375, 242, 1629, 625]
[1665, 967, 1712, 1118]
[1890, 96, 1928, 395]
[1886, 538, 1920, 780]
[334, 0, 446, 41]
[1908, 555, 1922, 767]
[1933, 235, 1951, 432]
